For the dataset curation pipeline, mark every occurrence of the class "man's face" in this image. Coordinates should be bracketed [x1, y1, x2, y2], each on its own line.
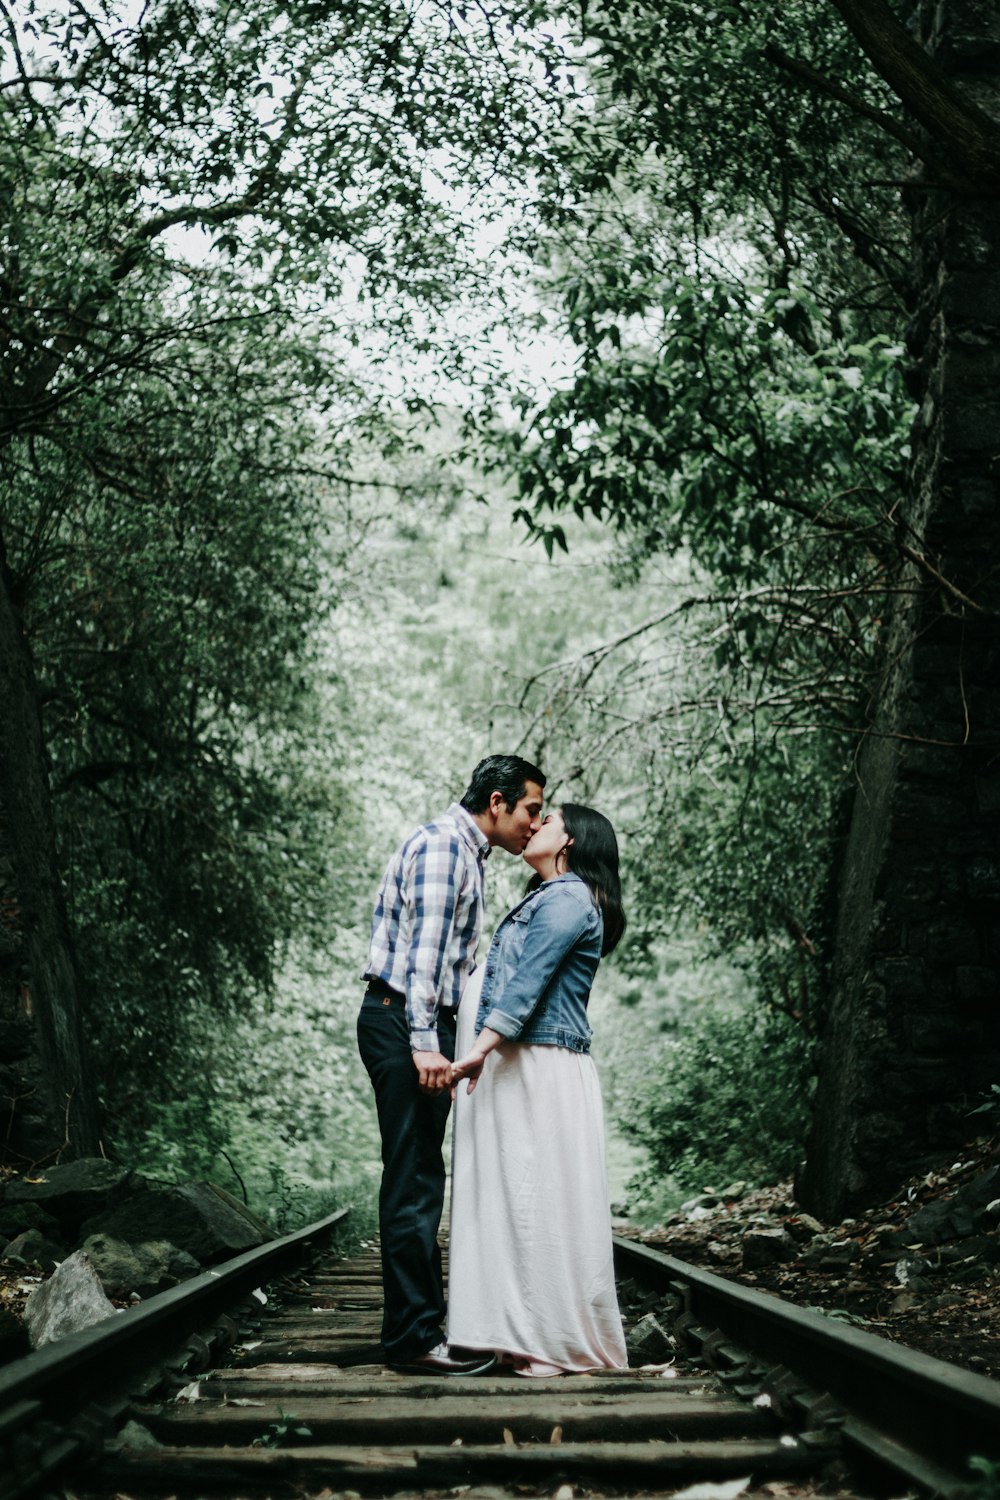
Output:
[489, 780, 544, 855]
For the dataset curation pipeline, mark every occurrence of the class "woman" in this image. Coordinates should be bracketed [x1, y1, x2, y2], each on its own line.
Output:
[446, 803, 628, 1376]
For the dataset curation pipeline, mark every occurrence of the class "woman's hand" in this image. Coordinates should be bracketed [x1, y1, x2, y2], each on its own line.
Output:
[450, 1049, 488, 1095]
[449, 1028, 504, 1096]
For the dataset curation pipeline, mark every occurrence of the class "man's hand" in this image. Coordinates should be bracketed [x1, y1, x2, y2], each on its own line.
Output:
[413, 1049, 452, 1094]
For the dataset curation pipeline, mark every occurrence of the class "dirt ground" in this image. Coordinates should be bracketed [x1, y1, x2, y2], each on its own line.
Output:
[624, 1132, 1000, 1381]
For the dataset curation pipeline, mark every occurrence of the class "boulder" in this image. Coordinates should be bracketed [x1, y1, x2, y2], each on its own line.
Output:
[81, 1233, 201, 1297]
[742, 1229, 795, 1269]
[83, 1180, 269, 1265]
[1, 1228, 67, 1272]
[0, 1203, 62, 1241]
[625, 1312, 673, 1365]
[23, 1250, 119, 1349]
[5, 1159, 138, 1230]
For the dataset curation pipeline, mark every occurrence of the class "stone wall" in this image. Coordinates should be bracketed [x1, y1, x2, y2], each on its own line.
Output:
[800, 0, 1000, 1218]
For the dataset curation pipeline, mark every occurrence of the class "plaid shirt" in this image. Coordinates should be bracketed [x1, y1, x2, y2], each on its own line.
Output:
[363, 803, 490, 1053]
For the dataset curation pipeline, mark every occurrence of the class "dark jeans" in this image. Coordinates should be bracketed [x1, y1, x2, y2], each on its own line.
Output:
[357, 985, 456, 1361]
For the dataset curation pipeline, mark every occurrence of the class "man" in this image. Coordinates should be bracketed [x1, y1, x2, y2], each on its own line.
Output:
[357, 755, 545, 1375]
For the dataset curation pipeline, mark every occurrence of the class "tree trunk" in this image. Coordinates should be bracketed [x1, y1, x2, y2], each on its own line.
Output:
[0, 551, 98, 1164]
[800, 0, 1000, 1218]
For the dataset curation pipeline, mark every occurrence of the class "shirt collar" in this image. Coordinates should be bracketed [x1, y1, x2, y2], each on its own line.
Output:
[447, 802, 491, 862]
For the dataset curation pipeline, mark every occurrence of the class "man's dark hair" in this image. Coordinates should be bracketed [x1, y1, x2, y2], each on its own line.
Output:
[460, 755, 546, 815]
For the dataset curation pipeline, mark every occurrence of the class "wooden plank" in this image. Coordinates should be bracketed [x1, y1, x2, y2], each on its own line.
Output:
[205, 1369, 711, 1398]
[264, 1317, 384, 1330]
[101, 1437, 831, 1492]
[139, 1393, 773, 1446]
[236, 1344, 386, 1368]
[233, 1342, 385, 1366]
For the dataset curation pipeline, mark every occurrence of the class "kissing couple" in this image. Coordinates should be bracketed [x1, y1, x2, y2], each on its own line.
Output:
[357, 754, 627, 1377]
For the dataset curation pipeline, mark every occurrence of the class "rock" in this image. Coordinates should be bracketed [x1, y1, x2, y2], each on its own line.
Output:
[681, 1192, 720, 1212]
[937, 1236, 1000, 1266]
[959, 1167, 1000, 1209]
[625, 1312, 673, 1365]
[904, 1167, 1000, 1246]
[1, 1228, 67, 1272]
[81, 1234, 201, 1297]
[5, 1160, 139, 1230]
[719, 1181, 746, 1202]
[873, 1224, 910, 1247]
[112, 1419, 162, 1450]
[742, 1229, 795, 1269]
[0, 1203, 62, 1241]
[23, 1250, 119, 1348]
[706, 1240, 737, 1264]
[84, 1180, 269, 1264]
[784, 1213, 825, 1243]
[894, 1254, 931, 1286]
[801, 1237, 861, 1270]
[0, 1306, 29, 1361]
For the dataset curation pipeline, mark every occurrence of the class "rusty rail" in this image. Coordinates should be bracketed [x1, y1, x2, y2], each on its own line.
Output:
[614, 1235, 1000, 1497]
[0, 1206, 348, 1499]
[2, 1215, 999, 1499]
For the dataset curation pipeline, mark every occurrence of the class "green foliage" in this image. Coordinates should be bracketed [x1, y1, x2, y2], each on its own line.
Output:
[968, 1457, 1000, 1500]
[968, 1085, 1000, 1128]
[0, 0, 566, 1172]
[252, 1410, 313, 1449]
[621, 993, 814, 1205]
[472, 1, 919, 1196]
[0, 0, 922, 1213]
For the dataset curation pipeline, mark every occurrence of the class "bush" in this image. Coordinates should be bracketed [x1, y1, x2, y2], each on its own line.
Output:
[621, 999, 813, 1211]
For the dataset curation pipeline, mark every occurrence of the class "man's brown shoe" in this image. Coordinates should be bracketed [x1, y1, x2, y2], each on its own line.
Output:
[388, 1341, 497, 1376]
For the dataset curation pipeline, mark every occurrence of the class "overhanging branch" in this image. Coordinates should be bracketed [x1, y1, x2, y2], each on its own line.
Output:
[829, 0, 1000, 191]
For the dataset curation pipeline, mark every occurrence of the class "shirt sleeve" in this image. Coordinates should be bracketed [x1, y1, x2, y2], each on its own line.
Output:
[403, 829, 464, 1053]
[481, 889, 592, 1041]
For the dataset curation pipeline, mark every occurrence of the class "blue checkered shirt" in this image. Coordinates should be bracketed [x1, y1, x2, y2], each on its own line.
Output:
[363, 803, 490, 1053]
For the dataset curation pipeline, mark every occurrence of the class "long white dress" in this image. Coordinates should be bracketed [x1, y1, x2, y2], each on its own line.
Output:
[447, 967, 627, 1373]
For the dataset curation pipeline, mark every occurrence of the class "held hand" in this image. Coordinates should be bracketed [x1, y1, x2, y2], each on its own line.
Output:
[450, 1050, 488, 1095]
[412, 1049, 452, 1094]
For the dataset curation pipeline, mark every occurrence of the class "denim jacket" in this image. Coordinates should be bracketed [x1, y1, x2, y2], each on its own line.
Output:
[475, 873, 603, 1053]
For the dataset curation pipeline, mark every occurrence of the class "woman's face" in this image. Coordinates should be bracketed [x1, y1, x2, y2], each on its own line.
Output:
[523, 808, 571, 877]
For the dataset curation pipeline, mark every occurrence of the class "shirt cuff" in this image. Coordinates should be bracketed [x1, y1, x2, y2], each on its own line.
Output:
[481, 1007, 522, 1040]
[410, 1028, 441, 1053]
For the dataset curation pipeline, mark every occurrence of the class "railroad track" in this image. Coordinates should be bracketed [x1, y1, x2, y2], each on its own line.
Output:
[1, 1216, 999, 1500]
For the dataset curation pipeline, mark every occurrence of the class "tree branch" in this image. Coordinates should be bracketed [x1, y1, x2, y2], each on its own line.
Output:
[764, 40, 930, 166]
[829, 0, 1000, 191]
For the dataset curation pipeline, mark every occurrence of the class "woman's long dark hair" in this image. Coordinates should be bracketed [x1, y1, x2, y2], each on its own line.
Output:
[562, 803, 626, 956]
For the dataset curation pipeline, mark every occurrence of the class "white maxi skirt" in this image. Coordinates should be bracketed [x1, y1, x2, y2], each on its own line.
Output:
[447, 969, 627, 1372]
